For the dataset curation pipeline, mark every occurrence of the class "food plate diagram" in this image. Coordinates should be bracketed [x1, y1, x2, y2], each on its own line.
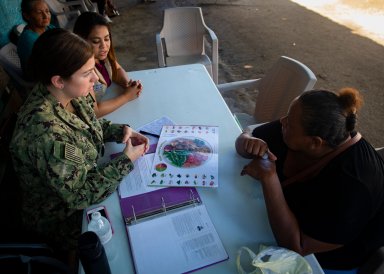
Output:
[150, 125, 218, 188]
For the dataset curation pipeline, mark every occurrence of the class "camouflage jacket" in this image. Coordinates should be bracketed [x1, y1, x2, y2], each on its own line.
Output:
[10, 83, 134, 250]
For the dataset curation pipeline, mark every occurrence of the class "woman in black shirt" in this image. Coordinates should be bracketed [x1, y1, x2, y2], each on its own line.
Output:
[236, 88, 384, 272]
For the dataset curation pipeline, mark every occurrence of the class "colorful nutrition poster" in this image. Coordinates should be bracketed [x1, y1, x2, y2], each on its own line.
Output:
[149, 125, 219, 188]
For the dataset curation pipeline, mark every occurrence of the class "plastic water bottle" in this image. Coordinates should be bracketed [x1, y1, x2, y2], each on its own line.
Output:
[88, 211, 116, 262]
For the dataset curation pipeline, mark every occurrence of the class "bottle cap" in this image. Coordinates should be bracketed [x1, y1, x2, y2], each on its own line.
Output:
[78, 231, 103, 261]
[91, 211, 101, 220]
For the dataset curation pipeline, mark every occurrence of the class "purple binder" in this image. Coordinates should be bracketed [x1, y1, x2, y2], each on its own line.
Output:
[119, 187, 200, 224]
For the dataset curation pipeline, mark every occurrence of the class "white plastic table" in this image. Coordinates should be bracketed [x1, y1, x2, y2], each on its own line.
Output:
[80, 64, 323, 274]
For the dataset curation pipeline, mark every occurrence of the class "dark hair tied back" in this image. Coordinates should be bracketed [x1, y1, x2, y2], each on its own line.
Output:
[299, 88, 363, 148]
[345, 113, 357, 132]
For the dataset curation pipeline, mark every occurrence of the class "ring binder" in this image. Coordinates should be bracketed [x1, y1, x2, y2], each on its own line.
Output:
[126, 200, 228, 273]
[161, 197, 166, 214]
[131, 205, 136, 223]
[126, 193, 201, 225]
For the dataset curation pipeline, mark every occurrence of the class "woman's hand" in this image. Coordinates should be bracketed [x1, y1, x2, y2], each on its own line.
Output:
[241, 150, 277, 182]
[123, 79, 143, 100]
[243, 135, 269, 157]
[121, 126, 149, 161]
[236, 132, 269, 158]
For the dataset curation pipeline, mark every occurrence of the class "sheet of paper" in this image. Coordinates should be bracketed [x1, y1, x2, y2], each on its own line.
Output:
[138, 116, 174, 136]
[149, 125, 219, 188]
[136, 116, 175, 153]
[127, 204, 228, 274]
[118, 154, 164, 198]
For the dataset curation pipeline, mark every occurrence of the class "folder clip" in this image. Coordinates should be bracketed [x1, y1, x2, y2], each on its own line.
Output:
[126, 189, 201, 225]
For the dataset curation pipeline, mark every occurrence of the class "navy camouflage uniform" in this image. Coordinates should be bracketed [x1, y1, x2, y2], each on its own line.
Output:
[10, 83, 134, 251]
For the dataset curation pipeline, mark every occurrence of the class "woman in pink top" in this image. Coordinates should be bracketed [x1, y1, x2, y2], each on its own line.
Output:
[73, 11, 143, 118]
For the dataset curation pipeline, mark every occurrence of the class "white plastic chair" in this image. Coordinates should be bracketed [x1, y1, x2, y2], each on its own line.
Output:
[0, 43, 34, 94]
[376, 147, 384, 160]
[45, 0, 95, 29]
[156, 7, 219, 84]
[217, 56, 317, 129]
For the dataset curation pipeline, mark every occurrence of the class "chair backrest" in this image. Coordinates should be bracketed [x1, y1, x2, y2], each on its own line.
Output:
[0, 65, 23, 168]
[358, 246, 384, 274]
[0, 43, 34, 95]
[45, 0, 82, 29]
[0, 64, 24, 238]
[254, 56, 317, 122]
[160, 7, 207, 57]
[0, 43, 23, 76]
[376, 147, 384, 161]
[46, 0, 69, 27]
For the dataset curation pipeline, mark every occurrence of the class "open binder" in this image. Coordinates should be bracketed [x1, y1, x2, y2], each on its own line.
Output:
[119, 187, 228, 273]
[120, 186, 199, 224]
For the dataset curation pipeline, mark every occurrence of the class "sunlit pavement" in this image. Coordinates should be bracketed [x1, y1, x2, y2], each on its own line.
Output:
[290, 0, 384, 46]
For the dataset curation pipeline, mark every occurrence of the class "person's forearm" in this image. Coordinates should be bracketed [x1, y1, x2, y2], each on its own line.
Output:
[115, 67, 130, 87]
[260, 174, 305, 254]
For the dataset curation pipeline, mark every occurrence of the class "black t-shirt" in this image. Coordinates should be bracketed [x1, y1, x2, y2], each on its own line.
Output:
[252, 120, 384, 269]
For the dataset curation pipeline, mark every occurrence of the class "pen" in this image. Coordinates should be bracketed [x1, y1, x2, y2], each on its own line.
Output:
[139, 130, 160, 138]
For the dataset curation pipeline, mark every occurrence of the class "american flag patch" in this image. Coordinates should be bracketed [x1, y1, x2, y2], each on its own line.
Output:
[64, 143, 83, 164]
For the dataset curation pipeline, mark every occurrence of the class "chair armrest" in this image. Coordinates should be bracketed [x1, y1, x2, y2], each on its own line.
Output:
[217, 79, 261, 93]
[156, 33, 166, 67]
[205, 27, 218, 43]
[0, 243, 53, 257]
[245, 122, 268, 134]
[53, 9, 81, 17]
[204, 27, 218, 83]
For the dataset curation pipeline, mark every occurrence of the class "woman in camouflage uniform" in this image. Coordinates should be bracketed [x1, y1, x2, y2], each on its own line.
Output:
[10, 28, 148, 257]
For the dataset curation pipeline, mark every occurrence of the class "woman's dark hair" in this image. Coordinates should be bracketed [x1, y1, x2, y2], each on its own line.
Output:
[21, 0, 44, 22]
[298, 88, 363, 148]
[28, 28, 93, 85]
[73, 11, 118, 80]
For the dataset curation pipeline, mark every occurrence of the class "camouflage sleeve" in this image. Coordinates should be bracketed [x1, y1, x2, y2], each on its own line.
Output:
[32, 138, 134, 210]
[99, 118, 125, 142]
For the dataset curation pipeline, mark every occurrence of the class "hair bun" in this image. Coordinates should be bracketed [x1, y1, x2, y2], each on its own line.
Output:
[338, 87, 363, 114]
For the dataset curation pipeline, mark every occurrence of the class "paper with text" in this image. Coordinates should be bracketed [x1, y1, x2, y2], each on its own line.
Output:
[118, 154, 164, 198]
[127, 204, 228, 273]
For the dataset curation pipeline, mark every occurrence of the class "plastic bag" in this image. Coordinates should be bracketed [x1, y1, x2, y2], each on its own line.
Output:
[237, 245, 313, 274]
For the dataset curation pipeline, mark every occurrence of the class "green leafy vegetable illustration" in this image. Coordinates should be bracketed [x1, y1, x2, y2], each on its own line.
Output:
[163, 150, 190, 167]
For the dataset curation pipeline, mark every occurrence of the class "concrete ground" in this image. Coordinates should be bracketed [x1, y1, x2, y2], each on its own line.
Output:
[109, 0, 384, 147]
